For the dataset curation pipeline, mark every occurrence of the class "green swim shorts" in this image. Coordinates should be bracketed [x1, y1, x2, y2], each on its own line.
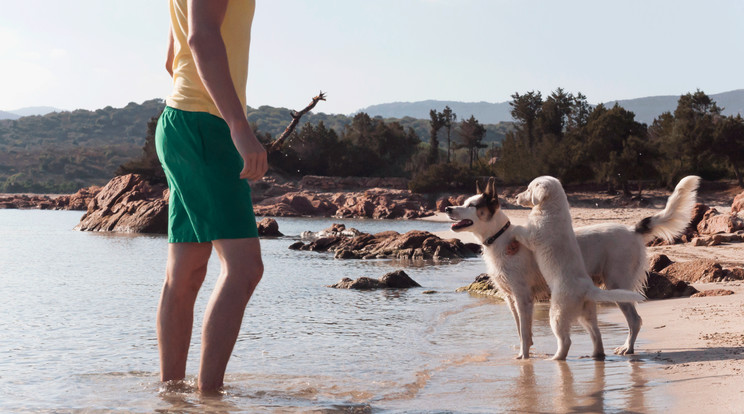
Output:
[155, 106, 259, 243]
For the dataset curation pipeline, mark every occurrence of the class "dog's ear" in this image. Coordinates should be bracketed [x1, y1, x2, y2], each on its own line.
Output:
[531, 182, 548, 206]
[475, 179, 483, 195]
[486, 177, 500, 210]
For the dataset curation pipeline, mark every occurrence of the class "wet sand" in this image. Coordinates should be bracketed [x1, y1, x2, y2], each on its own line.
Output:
[426, 198, 744, 413]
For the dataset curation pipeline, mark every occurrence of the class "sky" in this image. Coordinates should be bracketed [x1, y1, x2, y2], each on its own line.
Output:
[0, 0, 742, 115]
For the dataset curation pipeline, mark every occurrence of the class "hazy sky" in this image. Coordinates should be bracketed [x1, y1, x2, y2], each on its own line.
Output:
[1, 0, 742, 115]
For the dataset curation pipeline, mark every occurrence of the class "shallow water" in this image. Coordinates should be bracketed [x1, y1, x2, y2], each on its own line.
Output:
[0, 210, 671, 412]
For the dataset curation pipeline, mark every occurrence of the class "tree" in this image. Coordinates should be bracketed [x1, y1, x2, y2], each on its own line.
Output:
[428, 109, 444, 165]
[442, 106, 457, 163]
[712, 115, 744, 187]
[116, 112, 166, 184]
[509, 91, 542, 148]
[458, 115, 487, 168]
[651, 90, 727, 186]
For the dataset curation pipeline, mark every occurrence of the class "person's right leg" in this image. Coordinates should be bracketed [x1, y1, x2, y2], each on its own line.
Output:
[157, 242, 213, 382]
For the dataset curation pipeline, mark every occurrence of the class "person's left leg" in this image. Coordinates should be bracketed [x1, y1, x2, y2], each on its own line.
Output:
[197, 237, 263, 391]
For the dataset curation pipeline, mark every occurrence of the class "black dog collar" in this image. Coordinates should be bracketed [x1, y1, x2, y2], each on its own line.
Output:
[484, 221, 511, 246]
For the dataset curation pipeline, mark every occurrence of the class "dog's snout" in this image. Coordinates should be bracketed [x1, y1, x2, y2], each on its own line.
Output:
[444, 206, 453, 213]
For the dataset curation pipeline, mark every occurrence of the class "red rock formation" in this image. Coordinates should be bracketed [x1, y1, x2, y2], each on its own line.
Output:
[75, 174, 168, 234]
[254, 188, 434, 219]
[697, 208, 744, 234]
[732, 191, 744, 214]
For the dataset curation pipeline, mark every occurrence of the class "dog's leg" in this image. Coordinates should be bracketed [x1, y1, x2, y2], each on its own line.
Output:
[510, 226, 535, 252]
[504, 295, 524, 358]
[514, 295, 534, 359]
[579, 300, 606, 360]
[614, 302, 642, 355]
[549, 302, 572, 361]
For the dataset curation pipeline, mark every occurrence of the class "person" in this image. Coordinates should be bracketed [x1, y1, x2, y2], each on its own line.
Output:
[155, 0, 266, 392]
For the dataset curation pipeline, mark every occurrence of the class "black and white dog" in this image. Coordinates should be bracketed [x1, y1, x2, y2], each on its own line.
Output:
[446, 176, 699, 359]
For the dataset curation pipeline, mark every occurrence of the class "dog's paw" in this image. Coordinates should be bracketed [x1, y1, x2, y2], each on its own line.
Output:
[614, 346, 634, 355]
[592, 352, 606, 361]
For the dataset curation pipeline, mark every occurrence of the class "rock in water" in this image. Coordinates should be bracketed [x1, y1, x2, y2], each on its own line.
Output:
[329, 270, 420, 290]
[75, 174, 168, 234]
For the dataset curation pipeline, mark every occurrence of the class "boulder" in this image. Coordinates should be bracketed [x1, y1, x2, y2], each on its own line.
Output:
[724, 267, 744, 280]
[436, 197, 452, 212]
[732, 191, 744, 214]
[329, 270, 420, 290]
[649, 254, 673, 272]
[643, 271, 699, 299]
[255, 187, 434, 220]
[691, 289, 735, 298]
[379, 270, 422, 288]
[660, 259, 725, 283]
[257, 218, 283, 237]
[290, 226, 474, 261]
[456, 273, 500, 297]
[75, 174, 168, 234]
[697, 208, 744, 235]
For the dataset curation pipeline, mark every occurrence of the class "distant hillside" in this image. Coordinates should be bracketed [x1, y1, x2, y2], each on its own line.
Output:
[0, 99, 510, 193]
[0, 106, 63, 120]
[0, 100, 165, 193]
[358, 89, 744, 125]
[249, 105, 511, 146]
[359, 100, 512, 125]
[0, 111, 19, 121]
[606, 89, 744, 124]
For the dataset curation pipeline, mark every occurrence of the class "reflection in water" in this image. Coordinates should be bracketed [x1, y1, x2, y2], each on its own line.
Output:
[505, 357, 653, 413]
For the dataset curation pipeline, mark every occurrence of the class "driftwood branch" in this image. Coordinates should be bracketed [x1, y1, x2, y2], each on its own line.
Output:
[268, 91, 326, 152]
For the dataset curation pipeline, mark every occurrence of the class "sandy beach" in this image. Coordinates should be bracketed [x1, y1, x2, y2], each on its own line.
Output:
[426, 190, 744, 413]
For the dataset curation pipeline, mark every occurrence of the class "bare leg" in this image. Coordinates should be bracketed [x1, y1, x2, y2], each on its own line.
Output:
[614, 302, 642, 355]
[157, 242, 212, 382]
[579, 300, 605, 360]
[198, 237, 263, 391]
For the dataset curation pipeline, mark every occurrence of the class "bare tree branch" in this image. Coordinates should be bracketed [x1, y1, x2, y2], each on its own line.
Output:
[268, 91, 327, 152]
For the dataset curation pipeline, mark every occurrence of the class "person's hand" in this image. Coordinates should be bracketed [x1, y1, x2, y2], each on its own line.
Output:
[230, 122, 268, 181]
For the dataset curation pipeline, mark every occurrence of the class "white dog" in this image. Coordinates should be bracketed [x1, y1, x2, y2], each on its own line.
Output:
[511, 176, 647, 360]
[446, 176, 699, 360]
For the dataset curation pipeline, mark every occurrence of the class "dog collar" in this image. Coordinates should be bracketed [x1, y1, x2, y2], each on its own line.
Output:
[484, 221, 511, 246]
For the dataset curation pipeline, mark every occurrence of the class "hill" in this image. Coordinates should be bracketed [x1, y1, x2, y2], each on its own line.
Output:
[606, 89, 744, 124]
[357, 89, 744, 125]
[0, 111, 19, 121]
[248, 105, 511, 147]
[0, 100, 165, 193]
[0, 100, 510, 193]
[0, 106, 63, 120]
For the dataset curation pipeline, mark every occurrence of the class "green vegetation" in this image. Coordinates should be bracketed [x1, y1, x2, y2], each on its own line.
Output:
[492, 89, 744, 194]
[2, 90, 742, 195]
[0, 99, 164, 193]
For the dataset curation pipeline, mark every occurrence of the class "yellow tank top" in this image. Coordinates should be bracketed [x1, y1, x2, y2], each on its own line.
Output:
[166, 0, 255, 118]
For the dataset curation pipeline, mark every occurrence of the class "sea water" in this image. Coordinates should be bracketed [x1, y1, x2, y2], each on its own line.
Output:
[0, 209, 670, 412]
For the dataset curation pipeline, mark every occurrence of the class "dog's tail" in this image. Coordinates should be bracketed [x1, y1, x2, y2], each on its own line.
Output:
[588, 286, 645, 303]
[634, 175, 700, 243]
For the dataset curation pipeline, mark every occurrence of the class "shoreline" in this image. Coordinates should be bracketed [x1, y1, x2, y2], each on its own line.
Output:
[604, 281, 744, 413]
[428, 203, 744, 412]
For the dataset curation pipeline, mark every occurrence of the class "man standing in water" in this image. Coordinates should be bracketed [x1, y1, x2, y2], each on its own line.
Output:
[155, 0, 266, 391]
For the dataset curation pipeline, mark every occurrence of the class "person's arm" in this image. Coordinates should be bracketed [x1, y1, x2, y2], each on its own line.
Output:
[187, 0, 267, 181]
[165, 27, 174, 77]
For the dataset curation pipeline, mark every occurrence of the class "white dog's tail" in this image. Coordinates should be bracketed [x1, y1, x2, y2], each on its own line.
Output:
[588, 286, 645, 303]
[634, 175, 700, 243]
